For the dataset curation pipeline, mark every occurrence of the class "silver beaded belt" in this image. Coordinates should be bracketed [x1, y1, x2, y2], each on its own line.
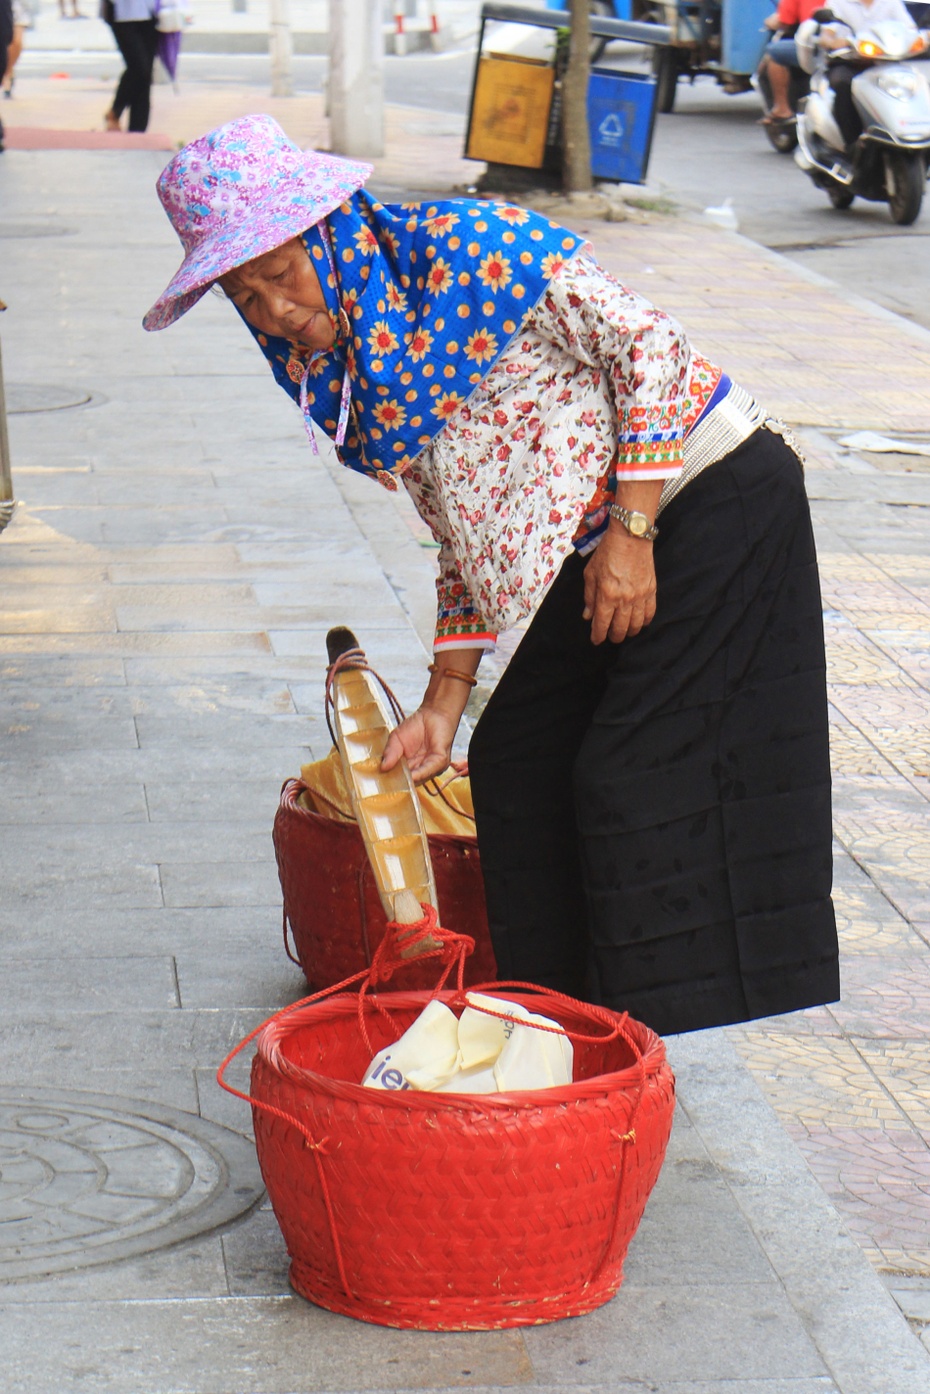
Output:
[657, 383, 772, 516]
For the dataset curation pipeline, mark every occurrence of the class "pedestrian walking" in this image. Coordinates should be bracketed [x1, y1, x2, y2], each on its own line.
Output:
[2, 0, 27, 98]
[143, 114, 840, 1037]
[0, 0, 11, 149]
[102, 0, 159, 133]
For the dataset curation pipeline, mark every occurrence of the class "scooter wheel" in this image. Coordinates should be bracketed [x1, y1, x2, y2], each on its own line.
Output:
[885, 151, 924, 227]
[828, 185, 855, 210]
[767, 121, 798, 155]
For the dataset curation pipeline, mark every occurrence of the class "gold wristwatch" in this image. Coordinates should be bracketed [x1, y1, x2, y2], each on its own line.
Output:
[609, 503, 659, 542]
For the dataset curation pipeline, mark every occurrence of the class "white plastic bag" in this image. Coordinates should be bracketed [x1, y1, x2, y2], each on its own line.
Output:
[362, 992, 573, 1095]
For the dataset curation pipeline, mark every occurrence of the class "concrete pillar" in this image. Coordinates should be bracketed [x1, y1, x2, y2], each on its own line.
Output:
[269, 0, 294, 97]
[329, 0, 385, 159]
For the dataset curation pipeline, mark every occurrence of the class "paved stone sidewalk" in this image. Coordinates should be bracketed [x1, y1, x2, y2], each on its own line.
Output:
[2, 112, 930, 1393]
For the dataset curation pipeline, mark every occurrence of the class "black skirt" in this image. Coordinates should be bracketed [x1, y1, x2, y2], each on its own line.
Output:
[468, 426, 839, 1036]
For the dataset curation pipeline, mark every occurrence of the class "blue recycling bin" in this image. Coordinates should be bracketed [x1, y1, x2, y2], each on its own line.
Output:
[586, 68, 658, 185]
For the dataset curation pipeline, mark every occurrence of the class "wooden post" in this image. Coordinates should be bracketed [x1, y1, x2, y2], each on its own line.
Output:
[562, 0, 593, 193]
[329, 0, 385, 159]
[0, 326, 14, 535]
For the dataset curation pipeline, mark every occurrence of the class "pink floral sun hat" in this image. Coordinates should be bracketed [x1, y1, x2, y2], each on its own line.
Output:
[143, 114, 372, 332]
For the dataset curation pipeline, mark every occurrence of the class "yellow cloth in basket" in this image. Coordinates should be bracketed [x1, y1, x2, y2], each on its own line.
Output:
[299, 748, 476, 837]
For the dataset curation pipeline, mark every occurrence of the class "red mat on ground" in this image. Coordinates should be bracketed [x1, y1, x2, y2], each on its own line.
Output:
[2, 127, 175, 151]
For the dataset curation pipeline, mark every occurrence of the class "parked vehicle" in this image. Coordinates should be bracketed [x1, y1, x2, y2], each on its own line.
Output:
[794, 10, 930, 225]
[636, 1, 774, 112]
[544, 1, 773, 111]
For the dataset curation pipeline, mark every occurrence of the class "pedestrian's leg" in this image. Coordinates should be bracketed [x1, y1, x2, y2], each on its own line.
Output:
[0, 43, 6, 146]
[125, 19, 158, 132]
[468, 554, 610, 996]
[107, 22, 133, 123]
[3, 25, 23, 95]
[829, 63, 860, 147]
[767, 59, 793, 119]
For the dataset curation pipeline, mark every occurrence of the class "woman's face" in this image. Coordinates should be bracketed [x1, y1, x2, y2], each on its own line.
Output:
[220, 237, 336, 351]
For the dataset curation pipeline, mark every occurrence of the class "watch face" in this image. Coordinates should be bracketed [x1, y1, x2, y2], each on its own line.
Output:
[629, 513, 648, 536]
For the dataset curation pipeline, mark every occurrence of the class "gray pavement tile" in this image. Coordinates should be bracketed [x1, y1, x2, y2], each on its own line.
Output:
[622, 1150, 773, 1289]
[0, 742, 304, 786]
[0, 1009, 268, 1081]
[175, 950, 300, 1011]
[523, 1284, 828, 1383]
[122, 655, 316, 684]
[0, 780, 150, 826]
[0, 655, 126, 686]
[125, 680, 297, 718]
[0, 907, 283, 965]
[144, 776, 285, 824]
[0, 1299, 534, 1394]
[134, 713, 319, 748]
[0, 956, 180, 1012]
[889, 1287, 930, 1323]
[669, 1033, 930, 1394]
[159, 858, 282, 909]
[0, 605, 118, 634]
[221, 1202, 292, 1297]
[196, 1064, 257, 1138]
[0, 852, 162, 912]
[0, 1234, 231, 1304]
[0, 630, 275, 656]
[0, 820, 274, 869]
[0, 1067, 201, 1114]
[0, 715, 140, 754]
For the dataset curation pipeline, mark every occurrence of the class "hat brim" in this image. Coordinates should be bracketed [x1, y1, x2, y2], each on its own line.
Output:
[143, 155, 372, 332]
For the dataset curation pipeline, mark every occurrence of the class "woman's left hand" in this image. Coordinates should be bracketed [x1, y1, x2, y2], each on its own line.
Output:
[381, 705, 460, 784]
[583, 524, 657, 645]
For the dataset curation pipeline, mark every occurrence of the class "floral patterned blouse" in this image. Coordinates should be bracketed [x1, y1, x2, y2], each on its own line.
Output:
[400, 252, 746, 651]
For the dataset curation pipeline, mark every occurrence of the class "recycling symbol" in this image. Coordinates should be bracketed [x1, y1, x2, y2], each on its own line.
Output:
[598, 112, 625, 147]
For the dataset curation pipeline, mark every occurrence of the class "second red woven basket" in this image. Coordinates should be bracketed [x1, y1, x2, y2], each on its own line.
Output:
[245, 986, 675, 1331]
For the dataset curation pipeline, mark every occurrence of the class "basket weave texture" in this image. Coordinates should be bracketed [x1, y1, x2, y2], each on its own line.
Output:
[249, 986, 675, 1330]
[273, 778, 497, 990]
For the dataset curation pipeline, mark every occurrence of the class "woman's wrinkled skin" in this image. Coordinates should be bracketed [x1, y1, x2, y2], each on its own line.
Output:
[219, 237, 336, 352]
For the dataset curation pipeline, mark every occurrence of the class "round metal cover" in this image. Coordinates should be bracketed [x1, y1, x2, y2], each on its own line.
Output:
[0, 1087, 264, 1280]
[6, 384, 96, 414]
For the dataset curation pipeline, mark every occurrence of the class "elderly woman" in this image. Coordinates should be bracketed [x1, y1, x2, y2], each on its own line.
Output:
[145, 115, 838, 1036]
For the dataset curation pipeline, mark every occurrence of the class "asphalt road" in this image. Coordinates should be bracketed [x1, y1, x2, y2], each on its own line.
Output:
[19, 40, 930, 331]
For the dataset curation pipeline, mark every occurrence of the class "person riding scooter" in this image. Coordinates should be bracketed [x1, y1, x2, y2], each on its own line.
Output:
[820, 0, 919, 148]
[760, 0, 822, 124]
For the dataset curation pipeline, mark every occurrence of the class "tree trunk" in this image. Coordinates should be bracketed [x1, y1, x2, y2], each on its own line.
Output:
[562, 0, 592, 193]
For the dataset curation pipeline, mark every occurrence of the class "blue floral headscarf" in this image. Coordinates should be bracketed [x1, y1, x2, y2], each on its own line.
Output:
[243, 193, 586, 483]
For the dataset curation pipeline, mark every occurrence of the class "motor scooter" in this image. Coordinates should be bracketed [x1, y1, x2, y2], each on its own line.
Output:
[794, 9, 930, 224]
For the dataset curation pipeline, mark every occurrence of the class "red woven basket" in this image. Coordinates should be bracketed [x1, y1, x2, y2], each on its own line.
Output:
[273, 778, 497, 990]
[220, 941, 675, 1331]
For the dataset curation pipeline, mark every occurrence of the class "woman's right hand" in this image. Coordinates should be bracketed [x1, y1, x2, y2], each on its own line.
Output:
[381, 706, 460, 784]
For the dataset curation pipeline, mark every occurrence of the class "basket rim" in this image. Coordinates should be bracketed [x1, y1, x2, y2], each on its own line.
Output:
[255, 987, 668, 1112]
[277, 778, 479, 850]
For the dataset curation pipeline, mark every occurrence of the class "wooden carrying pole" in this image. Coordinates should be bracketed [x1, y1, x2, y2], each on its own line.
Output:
[0, 315, 14, 535]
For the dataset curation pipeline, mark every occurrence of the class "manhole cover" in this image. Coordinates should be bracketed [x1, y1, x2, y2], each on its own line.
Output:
[0, 1087, 264, 1280]
[0, 223, 75, 239]
[6, 384, 97, 414]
